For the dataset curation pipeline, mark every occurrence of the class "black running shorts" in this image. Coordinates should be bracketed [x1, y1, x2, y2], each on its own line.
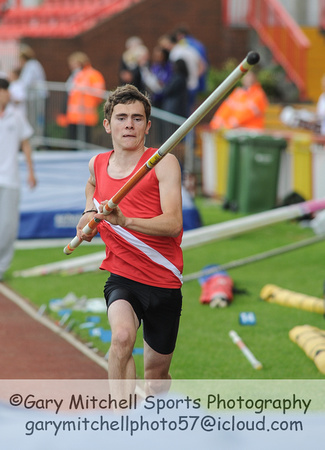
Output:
[104, 273, 182, 355]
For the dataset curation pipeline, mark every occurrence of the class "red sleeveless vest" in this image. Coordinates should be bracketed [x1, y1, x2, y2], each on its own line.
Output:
[93, 148, 183, 288]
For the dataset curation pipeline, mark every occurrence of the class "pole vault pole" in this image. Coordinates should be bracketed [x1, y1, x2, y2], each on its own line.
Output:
[181, 198, 325, 250]
[63, 51, 260, 255]
[14, 200, 325, 277]
[183, 234, 325, 283]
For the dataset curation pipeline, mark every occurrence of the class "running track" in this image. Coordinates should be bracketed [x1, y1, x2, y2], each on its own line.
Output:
[0, 283, 108, 379]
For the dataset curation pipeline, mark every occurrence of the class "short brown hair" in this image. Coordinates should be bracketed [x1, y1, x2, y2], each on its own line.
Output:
[19, 44, 35, 60]
[104, 84, 151, 123]
[68, 52, 90, 67]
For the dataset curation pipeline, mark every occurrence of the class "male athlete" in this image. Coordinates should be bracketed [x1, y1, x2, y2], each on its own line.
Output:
[76, 84, 183, 394]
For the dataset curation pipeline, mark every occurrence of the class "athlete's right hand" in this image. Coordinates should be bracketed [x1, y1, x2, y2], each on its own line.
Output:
[76, 212, 99, 242]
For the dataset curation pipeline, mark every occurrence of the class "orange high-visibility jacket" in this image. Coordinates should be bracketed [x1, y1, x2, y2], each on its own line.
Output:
[66, 65, 105, 126]
[210, 83, 268, 130]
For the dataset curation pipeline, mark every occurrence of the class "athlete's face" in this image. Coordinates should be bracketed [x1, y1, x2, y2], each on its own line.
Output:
[103, 101, 151, 151]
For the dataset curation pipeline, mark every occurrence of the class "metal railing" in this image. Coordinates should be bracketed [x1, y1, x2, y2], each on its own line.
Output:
[26, 81, 194, 170]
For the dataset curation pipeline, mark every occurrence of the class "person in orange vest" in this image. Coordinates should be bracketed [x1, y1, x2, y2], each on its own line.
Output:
[210, 71, 268, 130]
[56, 52, 84, 129]
[65, 52, 105, 144]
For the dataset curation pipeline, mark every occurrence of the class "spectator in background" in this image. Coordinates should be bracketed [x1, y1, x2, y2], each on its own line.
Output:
[158, 33, 205, 114]
[138, 50, 188, 135]
[210, 71, 268, 130]
[18, 44, 47, 136]
[139, 45, 172, 108]
[19, 44, 46, 92]
[160, 58, 188, 118]
[66, 52, 84, 93]
[56, 52, 84, 129]
[139, 57, 188, 165]
[119, 36, 147, 92]
[0, 78, 36, 282]
[137, 46, 176, 146]
[65, 52, 105, 144]
[160, 58, 189, 148]
[9, 67, 27, 116]
[173, 26, 209, 93]
[148, 46, 172, 107]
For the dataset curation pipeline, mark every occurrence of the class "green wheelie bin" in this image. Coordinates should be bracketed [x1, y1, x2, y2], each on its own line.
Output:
[224, 132, 287, 213]
[222, 132, 242, 211]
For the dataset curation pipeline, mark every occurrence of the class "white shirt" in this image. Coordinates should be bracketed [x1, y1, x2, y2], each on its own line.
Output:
[20, 59, 47, 98]
[9, 79, 27, 116]
[20, 59, 46, 88]
[0, 103, 33, 189]
[169, 43, 202, 91]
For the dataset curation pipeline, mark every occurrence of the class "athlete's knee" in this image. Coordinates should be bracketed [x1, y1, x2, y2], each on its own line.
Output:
[110, 326, 135, 360]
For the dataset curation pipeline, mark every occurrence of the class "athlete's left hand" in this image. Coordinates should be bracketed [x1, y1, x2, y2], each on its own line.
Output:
[96, 201, 127, 227]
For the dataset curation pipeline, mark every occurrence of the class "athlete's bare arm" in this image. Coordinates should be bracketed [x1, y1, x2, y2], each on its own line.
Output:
[77, 156, 98, 241]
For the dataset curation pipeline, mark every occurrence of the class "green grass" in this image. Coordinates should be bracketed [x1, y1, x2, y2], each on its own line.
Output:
[5, 197, 325, 380]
